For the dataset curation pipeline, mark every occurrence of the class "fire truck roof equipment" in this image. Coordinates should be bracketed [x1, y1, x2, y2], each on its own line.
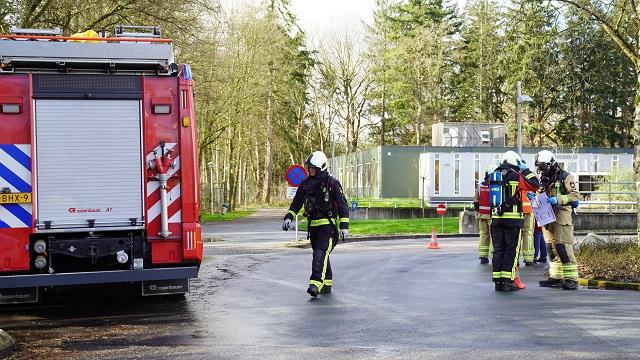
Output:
[0, 26, 174, 73]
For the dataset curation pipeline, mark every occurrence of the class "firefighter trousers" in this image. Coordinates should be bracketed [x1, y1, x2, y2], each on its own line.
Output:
[543, 223, 578, 281]
[490, 220, 522, 282]
[521, 213, 535, 263]
[478, 218, 492, 258]
[309, 224, 338, 290]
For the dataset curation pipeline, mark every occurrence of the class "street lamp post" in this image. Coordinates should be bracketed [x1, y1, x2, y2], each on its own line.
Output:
[207, 161, 214, 213]
[516, 81, 533, 156]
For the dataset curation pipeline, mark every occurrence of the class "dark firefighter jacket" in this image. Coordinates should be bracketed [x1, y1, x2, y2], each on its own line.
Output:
[284, 172, 349, 229]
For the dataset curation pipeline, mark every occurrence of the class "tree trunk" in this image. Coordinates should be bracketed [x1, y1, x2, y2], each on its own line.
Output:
[635, 67, 640, 240]
[262, 64, 275, 204]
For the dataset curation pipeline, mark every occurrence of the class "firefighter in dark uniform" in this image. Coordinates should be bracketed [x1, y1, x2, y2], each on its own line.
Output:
[490, 151, 524, 291]
[282, 151, 349, 297]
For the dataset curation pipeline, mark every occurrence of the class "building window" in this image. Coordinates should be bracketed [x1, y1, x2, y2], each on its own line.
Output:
[454, 154, 460, 195]
[612, 155, 619, 172]
[474, 154, 480, 186]
[494, 153, 501, 168]
[592, 155, 599, 172]
[434, 154, 440, 195]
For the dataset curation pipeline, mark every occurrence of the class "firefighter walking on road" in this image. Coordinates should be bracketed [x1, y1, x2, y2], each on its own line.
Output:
[474, 172, 491, 264]
[282, 151, 349, 297]
[490, 151, 524, 291]
[529, 150, 582, 290]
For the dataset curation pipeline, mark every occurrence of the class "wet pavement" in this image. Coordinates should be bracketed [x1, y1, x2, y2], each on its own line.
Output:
[1, 210, 640, 359]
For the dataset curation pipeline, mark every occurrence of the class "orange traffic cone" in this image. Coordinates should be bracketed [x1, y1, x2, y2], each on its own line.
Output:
[428, 228, 441, 249]
[514, 266, 526, 289]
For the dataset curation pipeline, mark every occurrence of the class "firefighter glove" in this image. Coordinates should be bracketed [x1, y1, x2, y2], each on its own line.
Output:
[282, 218, 292, 231]
[340, 229, 349, 240]
[548, 196, 558, 206]
[526, 192, 535, 201]
[518, 160, 528, 171]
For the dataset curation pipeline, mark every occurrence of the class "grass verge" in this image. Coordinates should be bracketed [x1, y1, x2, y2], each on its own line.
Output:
[201, 209, 255, 222]
[577, 237, 640, 283]
[297, 217, 458, 235]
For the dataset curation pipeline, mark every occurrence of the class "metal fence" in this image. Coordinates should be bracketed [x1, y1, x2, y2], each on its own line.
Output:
[579, 180, 636, 213]
[352, 180, 637, 213]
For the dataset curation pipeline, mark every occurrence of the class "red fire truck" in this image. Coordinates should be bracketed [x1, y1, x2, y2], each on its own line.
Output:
[0, 26, 202, 303]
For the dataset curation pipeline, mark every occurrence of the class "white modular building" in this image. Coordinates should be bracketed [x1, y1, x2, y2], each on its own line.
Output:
[419, 148, 634, 204]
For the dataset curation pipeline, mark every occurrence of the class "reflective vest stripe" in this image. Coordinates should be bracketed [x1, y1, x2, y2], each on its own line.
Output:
[521, 189, 532, 214]
[310, 219, 331, 226]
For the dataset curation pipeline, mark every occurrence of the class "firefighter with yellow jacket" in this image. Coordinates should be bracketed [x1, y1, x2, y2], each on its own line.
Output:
[474, 172, 491, 264]
[519, 162, 540, 265]
[527, 150, 582, 290]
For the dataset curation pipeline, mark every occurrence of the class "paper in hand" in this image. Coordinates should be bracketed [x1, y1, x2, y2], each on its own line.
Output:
[531, 192, 556, 226]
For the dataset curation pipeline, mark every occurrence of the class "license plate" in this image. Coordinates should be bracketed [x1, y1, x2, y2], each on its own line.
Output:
[0, 193, 32, 204]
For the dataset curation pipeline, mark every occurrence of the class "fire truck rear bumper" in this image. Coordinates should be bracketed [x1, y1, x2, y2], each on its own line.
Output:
[0, 267, 199, 289]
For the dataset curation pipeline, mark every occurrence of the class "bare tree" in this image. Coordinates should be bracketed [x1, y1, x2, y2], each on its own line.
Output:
[317, 35, 373, 153]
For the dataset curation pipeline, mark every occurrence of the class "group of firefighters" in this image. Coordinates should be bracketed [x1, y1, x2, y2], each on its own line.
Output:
[475, 150, 582, 291]
[281, 148, 581, 297]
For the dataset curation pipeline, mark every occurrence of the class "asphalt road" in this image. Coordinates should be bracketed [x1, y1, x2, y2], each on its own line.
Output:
[1, 210, 640, 359]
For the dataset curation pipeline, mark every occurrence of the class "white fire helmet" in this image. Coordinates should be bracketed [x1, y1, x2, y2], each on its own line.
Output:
[535, 150, 556, 174]
[535, 150, 556, 166]
[502, 150, 522, 167]
[305, 151, 328, 172]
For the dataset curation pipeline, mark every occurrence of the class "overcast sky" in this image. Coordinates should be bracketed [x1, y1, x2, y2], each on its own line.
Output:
[219, 0, 465, 48]
[219, 0, 375, 42]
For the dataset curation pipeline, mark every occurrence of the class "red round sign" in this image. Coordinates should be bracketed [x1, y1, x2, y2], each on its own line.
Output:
[436, 203, 447, 216]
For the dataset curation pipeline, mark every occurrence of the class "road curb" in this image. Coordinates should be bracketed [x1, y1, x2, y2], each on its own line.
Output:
[0, 329, 15, 356]
[284, 233, 477, 248]
[578, 278, 640, 291]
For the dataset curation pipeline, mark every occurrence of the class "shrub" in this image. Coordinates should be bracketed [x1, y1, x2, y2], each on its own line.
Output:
[577, 238, 640, 283]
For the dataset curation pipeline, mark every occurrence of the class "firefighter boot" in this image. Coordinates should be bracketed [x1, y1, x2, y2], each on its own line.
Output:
[494, 280, 505, 291]
[539, 278, 563, 288]
[319, 285, 332, 294]
[536, 257, 547, 263]
[502, 280, 520, 291]
[480, 257, 489, 264]
[562, 279, 578, 290]
[307, 284, 319, 297]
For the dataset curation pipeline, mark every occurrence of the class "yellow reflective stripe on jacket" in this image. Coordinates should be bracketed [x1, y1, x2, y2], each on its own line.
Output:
[288, 210, 297, 217]
[339, 218, 349, 223]
[525, 172, 536, 179]
[310, 219, 331, 226]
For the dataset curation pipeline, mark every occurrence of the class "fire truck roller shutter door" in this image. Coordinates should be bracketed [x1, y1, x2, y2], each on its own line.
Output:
[34, 100, 144, 229]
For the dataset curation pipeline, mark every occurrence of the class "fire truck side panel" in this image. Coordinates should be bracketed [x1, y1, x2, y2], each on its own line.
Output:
[178, 68, 202, 261]
[142, 76, 184, 264]
[151, 240, 184, 264]
[0, 74, 32, 272]
[0, 75, 31, 143]
[0, 229, 30, 271]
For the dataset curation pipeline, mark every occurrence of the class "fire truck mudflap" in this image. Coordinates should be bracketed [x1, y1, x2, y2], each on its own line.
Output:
[0, 26, 202, 302]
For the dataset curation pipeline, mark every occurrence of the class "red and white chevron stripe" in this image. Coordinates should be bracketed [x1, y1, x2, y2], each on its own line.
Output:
[146, 143, 181, 232]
